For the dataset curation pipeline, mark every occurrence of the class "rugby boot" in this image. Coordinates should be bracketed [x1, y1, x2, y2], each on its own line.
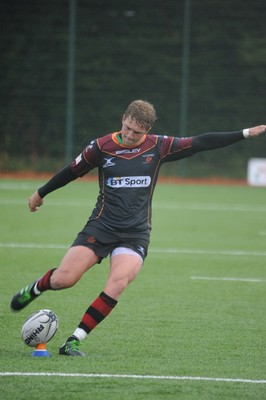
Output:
[59, 337, 85, 356]
[10, 280, 40, 311]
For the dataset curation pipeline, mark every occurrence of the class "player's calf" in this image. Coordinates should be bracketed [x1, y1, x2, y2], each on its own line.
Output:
[10, 268, 56, 311]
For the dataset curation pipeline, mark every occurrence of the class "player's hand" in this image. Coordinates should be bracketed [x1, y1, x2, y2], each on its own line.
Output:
[248, 125, 266, 137]
[28, 191, 43, 212]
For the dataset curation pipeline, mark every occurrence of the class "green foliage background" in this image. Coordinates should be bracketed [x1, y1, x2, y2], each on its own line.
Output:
[1, 0, 266, 176]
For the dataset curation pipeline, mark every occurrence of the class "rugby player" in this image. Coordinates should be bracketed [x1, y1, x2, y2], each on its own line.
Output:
[10, 100, 266, 356]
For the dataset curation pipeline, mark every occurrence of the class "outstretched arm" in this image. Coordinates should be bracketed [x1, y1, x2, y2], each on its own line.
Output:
[191, 125, 266, 153]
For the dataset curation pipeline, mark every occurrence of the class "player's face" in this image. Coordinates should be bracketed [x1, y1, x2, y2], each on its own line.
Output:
[121, 115, 149, 147]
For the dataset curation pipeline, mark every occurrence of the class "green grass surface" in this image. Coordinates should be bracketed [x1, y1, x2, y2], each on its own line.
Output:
[0, 178, 266, 399]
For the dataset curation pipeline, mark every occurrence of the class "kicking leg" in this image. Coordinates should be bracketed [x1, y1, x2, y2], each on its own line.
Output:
[10, 246, 99, 311]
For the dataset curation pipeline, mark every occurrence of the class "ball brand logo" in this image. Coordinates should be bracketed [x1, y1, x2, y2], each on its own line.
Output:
[106, 176, 151, 188]
[25, 324, 45, 345]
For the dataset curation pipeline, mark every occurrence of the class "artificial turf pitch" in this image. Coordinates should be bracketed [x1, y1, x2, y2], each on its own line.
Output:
[0, 178, 265, 399]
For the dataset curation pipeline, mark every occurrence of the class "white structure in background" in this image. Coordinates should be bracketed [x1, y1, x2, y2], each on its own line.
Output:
[247, 158, 266, 186]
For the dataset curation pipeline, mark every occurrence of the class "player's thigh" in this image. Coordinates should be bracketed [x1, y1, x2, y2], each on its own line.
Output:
[104, 254, 143, 298]
[52, 246, 99, 287]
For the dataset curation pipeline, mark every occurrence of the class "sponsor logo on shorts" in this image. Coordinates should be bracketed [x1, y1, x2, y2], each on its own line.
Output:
[87, 236, 97, 243]
[106, 176, 151, 188]
[137, 245, 145, 255]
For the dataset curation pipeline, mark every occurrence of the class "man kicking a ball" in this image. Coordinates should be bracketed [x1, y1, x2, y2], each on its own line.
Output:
[10, 99, 266, 356]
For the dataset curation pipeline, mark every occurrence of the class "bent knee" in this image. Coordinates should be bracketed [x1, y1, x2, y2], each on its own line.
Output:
[105, 277, 130, 299]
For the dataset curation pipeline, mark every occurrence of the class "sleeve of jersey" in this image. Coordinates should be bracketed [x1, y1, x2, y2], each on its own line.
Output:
[38, 165, 77, 198]
[160, 136, 194, 162]
[161, 130, 244, 162]
[190, 130, 244, 153]
[38, 141, 100, 198]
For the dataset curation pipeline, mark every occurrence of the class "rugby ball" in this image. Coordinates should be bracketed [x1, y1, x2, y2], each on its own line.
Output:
[21, 309, 59, 347]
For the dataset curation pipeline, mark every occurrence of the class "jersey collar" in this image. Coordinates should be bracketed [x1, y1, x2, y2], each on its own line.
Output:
[112, 132, 147, 147]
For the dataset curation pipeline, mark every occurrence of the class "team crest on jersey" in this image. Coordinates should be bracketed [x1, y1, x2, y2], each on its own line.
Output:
[103, 157, 116, 168]
[142, 153, 155, 164]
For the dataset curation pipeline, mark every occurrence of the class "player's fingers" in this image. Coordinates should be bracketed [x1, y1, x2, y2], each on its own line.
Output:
[28, 201, 39, 212]
[249, 125, 266, 137]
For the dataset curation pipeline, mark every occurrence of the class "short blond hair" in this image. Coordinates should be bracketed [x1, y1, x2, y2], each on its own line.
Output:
[124, 100, 157, 130]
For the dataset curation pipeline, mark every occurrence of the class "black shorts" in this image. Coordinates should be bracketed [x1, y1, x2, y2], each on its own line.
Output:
[71, 219, 150, 262]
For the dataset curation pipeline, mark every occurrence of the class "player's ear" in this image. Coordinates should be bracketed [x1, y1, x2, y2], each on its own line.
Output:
[122, 114, 126, 122]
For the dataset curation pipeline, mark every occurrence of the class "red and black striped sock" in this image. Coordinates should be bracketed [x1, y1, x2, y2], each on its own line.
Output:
[36, 268, 57, 292]
[78, 291, 118, 334]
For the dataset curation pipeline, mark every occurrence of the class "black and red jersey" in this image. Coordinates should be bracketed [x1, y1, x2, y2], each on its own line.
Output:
[69, 130, 244, 232]
[38, 129, 244, 232]
[70, 132, 194, 231]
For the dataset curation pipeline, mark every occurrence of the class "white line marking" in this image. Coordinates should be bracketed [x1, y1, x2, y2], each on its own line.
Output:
[154, 203, 266, 212]
[0, 199, 95, 207]
[0, 183, 36, 190]
[1, 198, 266, 212]
[191, 276, 265, 283]
[0, 372, 265, 384]
[1, 243, 266, 257]
[0, 242, 68, 249]
[151, 247, 266, 257]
